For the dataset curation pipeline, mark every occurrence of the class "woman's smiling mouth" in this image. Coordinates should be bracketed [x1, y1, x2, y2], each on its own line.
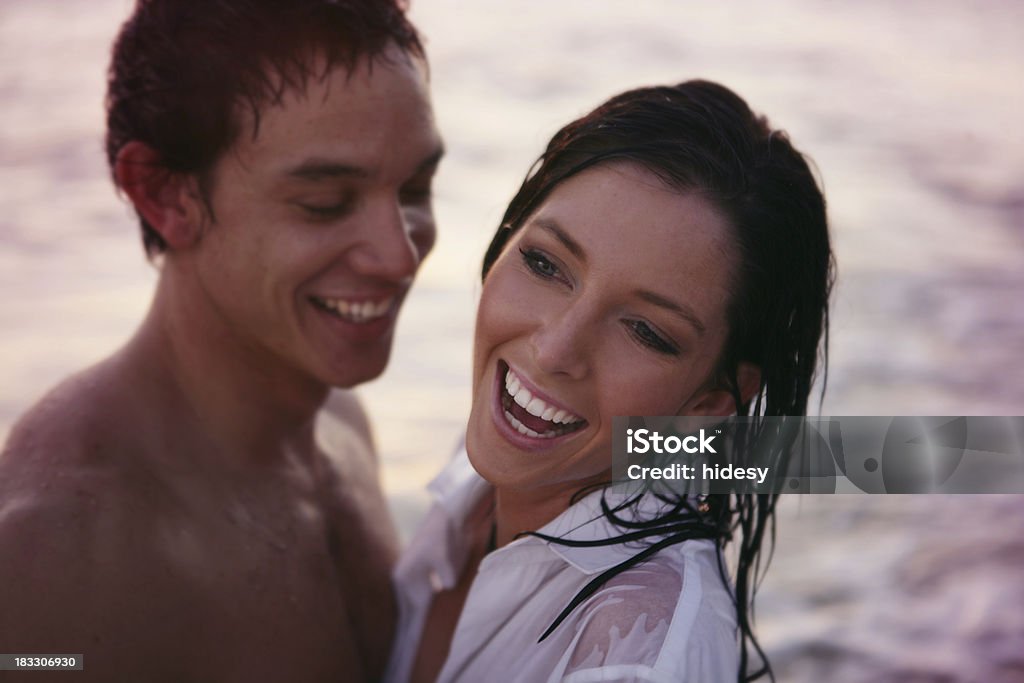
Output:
[495, 361, 587, 441]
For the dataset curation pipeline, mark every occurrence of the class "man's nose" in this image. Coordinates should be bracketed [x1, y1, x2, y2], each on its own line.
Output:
[348, 196, 430, 281]
[529, 300, 592, 381]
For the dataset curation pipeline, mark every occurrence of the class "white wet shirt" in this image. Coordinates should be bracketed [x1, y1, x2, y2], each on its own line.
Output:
[384, 449, 739, 683]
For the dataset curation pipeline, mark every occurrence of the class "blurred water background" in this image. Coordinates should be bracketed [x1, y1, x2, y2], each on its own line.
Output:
[2, 1, 1023, 680]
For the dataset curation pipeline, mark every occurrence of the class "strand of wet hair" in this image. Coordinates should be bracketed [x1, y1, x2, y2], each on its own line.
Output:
[529, 526, 720, 643]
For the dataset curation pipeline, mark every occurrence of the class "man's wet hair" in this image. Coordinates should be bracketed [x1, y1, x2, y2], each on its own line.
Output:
[106, 0, 424, 256]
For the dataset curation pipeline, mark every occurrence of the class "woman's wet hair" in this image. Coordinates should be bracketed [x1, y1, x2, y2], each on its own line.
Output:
[106, 0, 423, 257]
[483, 80, 834, 681]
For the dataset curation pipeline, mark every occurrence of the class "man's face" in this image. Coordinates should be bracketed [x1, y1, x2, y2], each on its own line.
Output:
[186, 45, 443, 390]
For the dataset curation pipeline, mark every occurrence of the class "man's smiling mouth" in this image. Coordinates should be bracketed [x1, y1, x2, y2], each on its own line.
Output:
[499, 362, 587, 439]
[311, 295, 395, 323]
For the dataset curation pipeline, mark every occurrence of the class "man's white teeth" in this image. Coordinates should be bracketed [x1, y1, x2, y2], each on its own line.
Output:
[317, 296, 394, 323]
[503, 368, 582, 424]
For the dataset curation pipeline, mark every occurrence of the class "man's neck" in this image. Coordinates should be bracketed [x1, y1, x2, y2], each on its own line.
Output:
[118, 270, 329, 464]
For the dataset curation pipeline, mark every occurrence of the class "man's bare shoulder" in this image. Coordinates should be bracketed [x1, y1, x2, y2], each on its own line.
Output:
[2, 360, 141, 470]
[0, 363, 147, 527]
[0, 460, 138, 619]
[0, 495, 173, 679]
[0, 368, 131, 574]
[0, 368, 185, 679]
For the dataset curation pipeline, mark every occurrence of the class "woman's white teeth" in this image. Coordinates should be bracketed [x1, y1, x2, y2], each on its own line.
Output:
[318, 296, 393, 323]
[504, 410, 553, 439]
[503, 368, 582, 424]
[513, 386, 532, 409]
[526, 397, 546, 416]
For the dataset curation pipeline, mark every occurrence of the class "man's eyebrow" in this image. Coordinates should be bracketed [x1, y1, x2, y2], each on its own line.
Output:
[534, 218, 585, 262]
[286, 159, 370, 181]
[285, 146, 444, 182]
[635, 290, 707, 336]
[414, 146, 445, 175]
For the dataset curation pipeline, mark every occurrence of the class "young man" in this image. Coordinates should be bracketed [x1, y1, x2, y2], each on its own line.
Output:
[0, 2, 443, 681]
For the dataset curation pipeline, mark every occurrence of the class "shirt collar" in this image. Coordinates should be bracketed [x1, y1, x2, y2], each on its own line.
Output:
[524, 482, 680, 574]
[427, 441, 492, 524]
[429, 447, 682, 577]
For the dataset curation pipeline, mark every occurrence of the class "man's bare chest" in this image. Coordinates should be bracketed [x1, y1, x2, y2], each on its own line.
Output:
[142, 490, 395, 681]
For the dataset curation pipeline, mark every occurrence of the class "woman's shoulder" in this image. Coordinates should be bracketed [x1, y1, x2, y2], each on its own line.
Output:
[557, 543, 738, 682]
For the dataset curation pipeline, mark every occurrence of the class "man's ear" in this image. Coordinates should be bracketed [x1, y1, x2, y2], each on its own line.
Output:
[114, 141, 204, 250]
[683, 362, 763, 417]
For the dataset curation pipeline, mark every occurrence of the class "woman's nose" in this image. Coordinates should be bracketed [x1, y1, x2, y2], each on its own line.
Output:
[529, 301, 592, 381]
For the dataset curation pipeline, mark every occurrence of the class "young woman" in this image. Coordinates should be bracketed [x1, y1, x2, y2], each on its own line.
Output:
[385, 80, 834, 683]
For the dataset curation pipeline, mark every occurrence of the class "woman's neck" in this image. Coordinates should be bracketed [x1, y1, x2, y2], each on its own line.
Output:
[491, 474, 609, 548]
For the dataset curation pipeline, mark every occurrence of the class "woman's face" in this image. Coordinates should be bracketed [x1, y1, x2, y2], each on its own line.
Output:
[466, 162, 741, 496]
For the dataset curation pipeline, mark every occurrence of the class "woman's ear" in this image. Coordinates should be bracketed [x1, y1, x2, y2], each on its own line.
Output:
[736, 362, 762, 405]
[683, 362, 763, 417]
[114, 141, 205, 250]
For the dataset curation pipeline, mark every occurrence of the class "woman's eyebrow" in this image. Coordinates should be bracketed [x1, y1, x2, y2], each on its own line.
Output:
[535, 218, 586, 262]
[635, 289, 707, 336]
[532, 217, 705, 335]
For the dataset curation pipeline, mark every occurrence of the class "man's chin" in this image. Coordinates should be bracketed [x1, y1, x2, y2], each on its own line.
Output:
[321, 351, 392, 389]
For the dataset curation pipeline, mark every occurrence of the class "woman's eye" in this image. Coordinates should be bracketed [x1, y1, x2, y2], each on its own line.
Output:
[626, 320, 679, 356]
[519, 248, 560, 279]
